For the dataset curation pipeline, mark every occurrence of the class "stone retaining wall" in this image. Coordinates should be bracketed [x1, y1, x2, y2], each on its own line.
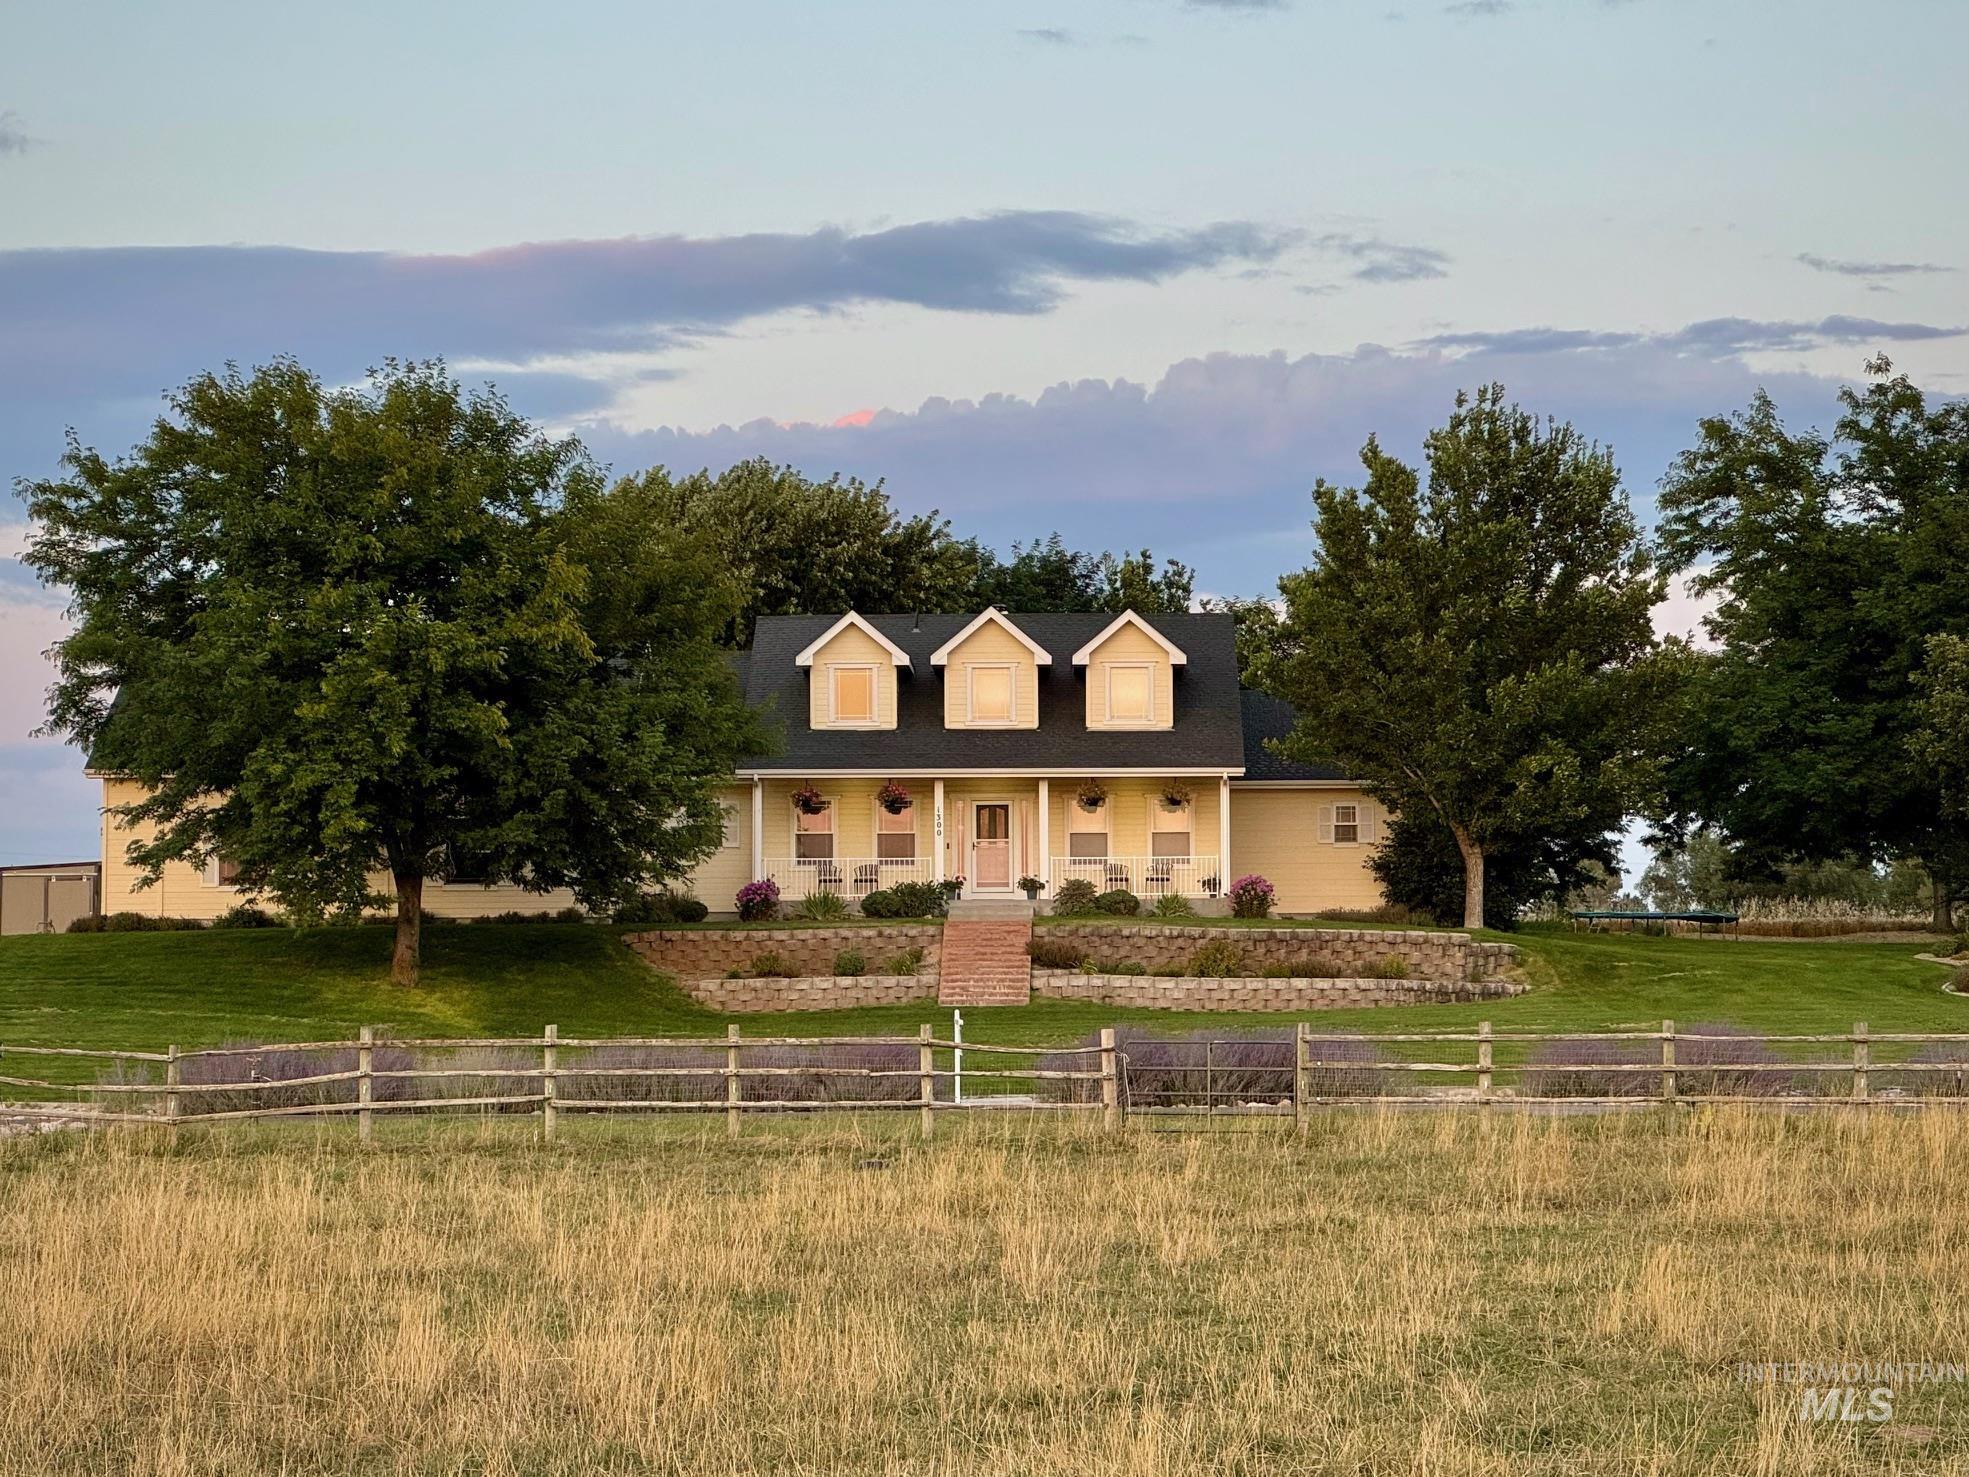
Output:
[624, 925, 943, 981]
[1032, 970, 1527, 1012]
[680, 974, 936, 1013]
[1038, 925, 1517, 983]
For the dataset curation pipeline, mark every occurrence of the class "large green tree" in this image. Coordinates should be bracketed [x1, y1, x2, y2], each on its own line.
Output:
[1657, 359, 1969, 929]
[19, 361, 760, 984]
[1274, 385, 1683, 928]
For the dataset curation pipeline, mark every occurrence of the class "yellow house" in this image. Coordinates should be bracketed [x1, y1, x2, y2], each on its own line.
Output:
[91, 608, 1386, 920]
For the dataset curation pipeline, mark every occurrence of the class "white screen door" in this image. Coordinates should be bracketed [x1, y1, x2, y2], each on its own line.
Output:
[972, 803, 1012, 888]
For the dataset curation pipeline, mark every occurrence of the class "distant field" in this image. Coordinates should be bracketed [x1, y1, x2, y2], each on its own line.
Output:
[0, 921, 1959, 1062]
[2, 1111, 1964, 1474]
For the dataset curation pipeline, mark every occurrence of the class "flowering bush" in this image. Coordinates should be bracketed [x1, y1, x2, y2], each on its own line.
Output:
[735, 878, 781, 921]
[1228, 873, 1275, 919]
[1158, 783, 1193, 809]
[875, 780, 912, 814]
[1076, 779, 1108, 811]
[790, 784, 829, 815]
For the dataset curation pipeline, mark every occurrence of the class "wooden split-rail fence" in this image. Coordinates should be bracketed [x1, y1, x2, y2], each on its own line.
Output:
[3, 1021, 1968, 1141]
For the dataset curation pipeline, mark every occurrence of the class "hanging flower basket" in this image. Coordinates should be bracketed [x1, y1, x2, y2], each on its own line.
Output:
[876, 780, 912, 814]
[790, 784, 830, 816]
[1159, 783, 1194, 810]
[1076, 779, 1108, 812]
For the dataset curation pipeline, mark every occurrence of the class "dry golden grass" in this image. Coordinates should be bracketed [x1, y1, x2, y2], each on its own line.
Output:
[3, 1110, 1968, 1475]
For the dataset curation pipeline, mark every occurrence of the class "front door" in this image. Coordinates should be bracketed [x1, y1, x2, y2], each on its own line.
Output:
[972, 803, 1012, 889]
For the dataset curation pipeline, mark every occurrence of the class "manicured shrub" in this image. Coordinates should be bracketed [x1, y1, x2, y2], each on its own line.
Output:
[832, 947, 867, 977]
[1149, 962, 1186, 978]
[90, 912, 206, 933]
[885, 946, 925, 976]
[1092, 888, 1141, 917]
[1187, 940, 1248, 977]
[1150, 893, 1197, 917]
[212, 904, 284, 929]
[1027, 938, 1089, 970]
[858, 887, 902, 918]
[1101, 960, 1147, 977]
[554, 906, 589, 924]
[747, 951, 796, 978]
[735, 879, 780, 922]
[486, 910, 558, 925]
[1950, 965, 1969, 996]
[1228, 874, 1275, 919]
[794, 891, 849, 922]
[1050, 878, 1100, 916]
[888, 881, 952, 918]
[613, 891, 702, 925]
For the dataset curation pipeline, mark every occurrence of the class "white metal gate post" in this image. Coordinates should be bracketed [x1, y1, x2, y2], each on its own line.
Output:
[951, 1008, 964, 1106]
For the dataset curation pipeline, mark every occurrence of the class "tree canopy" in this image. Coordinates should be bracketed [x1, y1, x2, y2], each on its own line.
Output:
[20, 361, 761, 984]
[1274, 384, 1684, 928]
[1656, 359, 1969, 928]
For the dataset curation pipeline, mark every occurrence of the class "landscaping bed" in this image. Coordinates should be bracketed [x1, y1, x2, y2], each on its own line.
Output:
[1031, 969, 1527, 1011]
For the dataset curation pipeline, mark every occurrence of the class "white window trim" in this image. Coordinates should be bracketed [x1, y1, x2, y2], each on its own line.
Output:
[203, 857, 240, 891]
[719, 802, 740, 850]
[828, 663, 881, 727]
[794, 612, 911, 667]
[875, 803, 917, 860]
[1320, 801, 1374, 847]
[1103, 662, 1157, 727]
[965, 663, 1018, 727]
[1065, 796, 1110, 859]
[1070, 609, 1187, 666]
[930, 608, 1052, 666]
[791, 796, 836, 860]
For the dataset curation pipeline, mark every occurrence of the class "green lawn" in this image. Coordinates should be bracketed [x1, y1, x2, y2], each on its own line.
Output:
[0, 920, 1960, 1064]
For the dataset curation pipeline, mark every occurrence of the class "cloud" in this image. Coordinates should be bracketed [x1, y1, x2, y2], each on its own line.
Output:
[1018, 27, 1079, 43]
[1797, 252, 1954, 279]
[0, 111, 35, 157]
[1183, 0, 1289, 9]
[1444, 0, 1513, 14]
[1418, 315, 1965, 358]
[1312, 233, 1451, 283]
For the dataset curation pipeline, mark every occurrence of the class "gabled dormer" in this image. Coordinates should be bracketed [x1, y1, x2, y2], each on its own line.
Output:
[1072, 610, 1185, 731]
[931, 608, 1050, 730]
[795, 612, 909, 730]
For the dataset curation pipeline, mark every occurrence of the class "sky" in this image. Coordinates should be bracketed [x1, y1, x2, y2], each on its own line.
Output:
[2, 0, 1965, 873]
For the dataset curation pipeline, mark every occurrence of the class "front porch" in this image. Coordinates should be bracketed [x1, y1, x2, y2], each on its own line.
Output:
[747, 774, 1232, 906]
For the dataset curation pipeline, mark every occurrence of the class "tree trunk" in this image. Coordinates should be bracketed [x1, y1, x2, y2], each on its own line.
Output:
[392, 873, 423, 987]
[1939, 879, 1959, 935]
[1450, 822, 1486, 931]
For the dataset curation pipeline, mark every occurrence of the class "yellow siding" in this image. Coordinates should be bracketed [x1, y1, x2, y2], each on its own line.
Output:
[678, 785, 756, 912]
[805, 626, 899, 730]
[1044, 777, 1219, 872]
[759, 777, 928, 870]
[941, 623, 1039, 729]
[1227, 788, 1386, 915]
[1082, 624, 1175, 730]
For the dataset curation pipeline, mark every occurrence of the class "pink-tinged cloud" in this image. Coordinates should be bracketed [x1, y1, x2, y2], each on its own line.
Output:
[831, 408, 878, 428]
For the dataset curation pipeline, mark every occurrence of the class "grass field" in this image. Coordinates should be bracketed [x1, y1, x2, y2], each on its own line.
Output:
[2, 1112, 1965, 1474]
[0, 920, 1960, 1060]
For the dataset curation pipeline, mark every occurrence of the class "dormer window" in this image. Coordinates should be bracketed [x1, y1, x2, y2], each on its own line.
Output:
[1105, 663, 1154, 725]
[830, 664, 877, 725]
[968, 665, 1015, 725]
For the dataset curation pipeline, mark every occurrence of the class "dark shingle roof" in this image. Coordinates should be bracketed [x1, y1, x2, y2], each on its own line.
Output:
[1238, 689, 1348, 782]
[737, 612, 1248, 772]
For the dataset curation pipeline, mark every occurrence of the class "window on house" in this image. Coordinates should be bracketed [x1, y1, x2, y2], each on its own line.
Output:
[1150, 799, 1192, 858]
[795, 803, 834, 861]
[1107, 664, 1153, 724]
[720, 803, 740, 850]
[1333, 803, 1360, 845]
[876, 804, 916, 860]
[208, 856, 242, 887]
[831, 665, 875, 724]
[969, 664, 1014, 724]
[1067, 807, 1107, 859]
[442, 846, 490, 886]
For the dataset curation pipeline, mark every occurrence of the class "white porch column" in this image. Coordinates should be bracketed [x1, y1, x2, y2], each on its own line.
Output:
[750, 778, 764, 878]
[932, 778, 946, 884]
[1037, 778, 1051, 896]
[1219, 774, 1232, 887]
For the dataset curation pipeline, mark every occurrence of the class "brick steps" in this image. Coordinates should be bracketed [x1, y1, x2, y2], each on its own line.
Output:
[937, 918, 1034, 1006]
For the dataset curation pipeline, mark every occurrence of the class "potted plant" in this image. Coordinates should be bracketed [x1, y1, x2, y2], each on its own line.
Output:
[1076, 779, 1108, 812]
[876, 780, 912, 814]
[790, 783, 829, 816]
[1159, 783, 1193, 810]
[1017, 874, 1043, 901]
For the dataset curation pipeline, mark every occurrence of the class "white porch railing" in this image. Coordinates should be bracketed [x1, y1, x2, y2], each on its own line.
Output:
[1049, 855, 1222, 899]
[762, 856, 934, 901]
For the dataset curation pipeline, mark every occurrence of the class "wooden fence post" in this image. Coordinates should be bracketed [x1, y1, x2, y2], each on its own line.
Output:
[1293, 1022, 1309, 1132]
[1101, 1026, 1120, 1133]
[164, 1044, 181, 1130]
[357, 1026, 374, 1145]
[1853, 1021, 1869, 1104]
[1660, 1019, 1676, 1105]
[918, 1024, 935, 1141]
[726, 1023, 742, 1138]
[1476, 1020, 1492, 1105]
[542, 1024, 559, 1141]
